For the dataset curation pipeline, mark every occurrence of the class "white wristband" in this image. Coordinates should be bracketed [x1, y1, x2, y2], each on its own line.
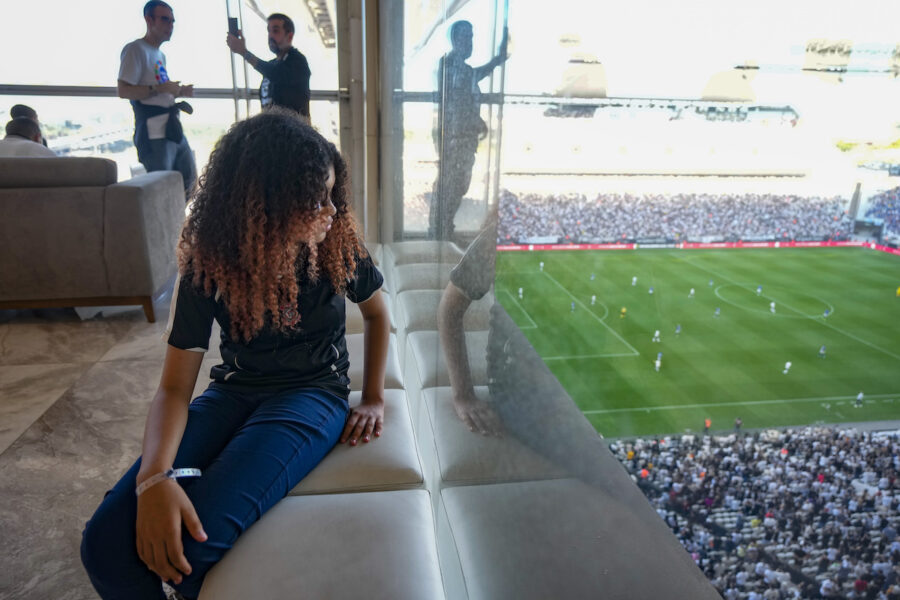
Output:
[135, 468, 201, 496]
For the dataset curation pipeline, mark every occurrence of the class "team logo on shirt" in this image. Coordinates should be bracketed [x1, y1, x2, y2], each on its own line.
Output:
[154, 61, 169, 83]
[279, 304, 301, 328]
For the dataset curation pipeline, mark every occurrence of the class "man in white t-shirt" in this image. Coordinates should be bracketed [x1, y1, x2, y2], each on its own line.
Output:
[117, 1, 195, 195]
[0, 118, 56, 158]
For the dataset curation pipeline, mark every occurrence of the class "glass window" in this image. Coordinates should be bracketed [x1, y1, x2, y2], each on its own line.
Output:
[3, 0, 338, 90]
[380, 1, 900, 595]
[2, 96, 339, 182]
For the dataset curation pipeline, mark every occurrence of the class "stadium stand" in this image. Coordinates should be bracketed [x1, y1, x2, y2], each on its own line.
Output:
[611, 427, 900, 599]
[865, 187, 900, 238]
[497, 190, 853, 243]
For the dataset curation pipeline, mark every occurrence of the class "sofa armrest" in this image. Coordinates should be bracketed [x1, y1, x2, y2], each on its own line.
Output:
[103, 171, 185, 296]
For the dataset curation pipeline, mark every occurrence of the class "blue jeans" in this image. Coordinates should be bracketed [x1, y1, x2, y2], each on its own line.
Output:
[138, 136, 197, 195]
[81, 386, 348, 600]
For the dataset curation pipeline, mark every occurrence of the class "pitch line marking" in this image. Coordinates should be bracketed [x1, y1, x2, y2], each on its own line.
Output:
[499, 289, 538, 329]
[582, 393, 900, 415]
[544, 353, 639, 360]
[682, 258, 900, 362]
[713, 284, 835, 319]
[541, 271, 640, 356]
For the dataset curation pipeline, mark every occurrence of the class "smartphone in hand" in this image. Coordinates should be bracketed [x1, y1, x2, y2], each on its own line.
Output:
[228, 17, 239, 36]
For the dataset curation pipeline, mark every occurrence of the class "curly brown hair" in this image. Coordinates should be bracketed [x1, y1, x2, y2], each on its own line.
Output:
[177, 109, 364, 341]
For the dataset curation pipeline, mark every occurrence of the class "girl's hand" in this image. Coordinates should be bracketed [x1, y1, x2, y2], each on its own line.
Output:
[136, 479, 207, 584]
[340, 400, 384, 446]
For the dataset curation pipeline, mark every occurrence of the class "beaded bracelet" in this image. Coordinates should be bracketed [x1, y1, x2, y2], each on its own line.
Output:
[135, 468, 202, 497]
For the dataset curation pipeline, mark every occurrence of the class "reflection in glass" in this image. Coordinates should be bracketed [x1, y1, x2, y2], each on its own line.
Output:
[429, 21, 508, 240]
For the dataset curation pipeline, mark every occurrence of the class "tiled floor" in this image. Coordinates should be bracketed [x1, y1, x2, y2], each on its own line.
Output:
[0, 291, 219, 599]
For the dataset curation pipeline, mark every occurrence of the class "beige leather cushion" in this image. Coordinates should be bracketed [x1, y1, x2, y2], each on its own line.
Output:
[395, 290, 491, 334]
[406, 330, 488, 389]
[200, 490, 445, 600]
[346, 332, 404, 390]
[385, 240, 463, 269]
[391, 263, 455, 296]
[346, 300, 365, 335]
[424, 387, 564, 485]
[289, 389, 423, 495]
[345, 295, 396, 335]
[442, 479, 718, 600]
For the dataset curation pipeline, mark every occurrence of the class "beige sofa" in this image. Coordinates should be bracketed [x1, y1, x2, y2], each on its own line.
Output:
[0, 157, 185, 322]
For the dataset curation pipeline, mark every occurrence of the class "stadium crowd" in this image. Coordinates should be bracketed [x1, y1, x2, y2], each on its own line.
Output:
[611, 427, 900, 599]
[865, 188, 900, 238]
[497, 191, 853, 243]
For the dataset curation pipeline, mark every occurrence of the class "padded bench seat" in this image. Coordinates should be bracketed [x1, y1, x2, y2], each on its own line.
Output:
[346, 332, 403, 390]
[390, 263, 455, 298]
[394, 289, 491, 358]
[345, 295, 396, 335]
[404, 330, 488, 390]
[200, 490, 445, 599]
[441, 479, 719, 600]
[289, 389, 423, 495]
[422, 386, 565, 486]
[385, 240, 463, 273]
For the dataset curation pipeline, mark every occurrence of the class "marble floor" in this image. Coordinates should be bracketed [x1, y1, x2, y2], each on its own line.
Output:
[0, 290, 220, 600]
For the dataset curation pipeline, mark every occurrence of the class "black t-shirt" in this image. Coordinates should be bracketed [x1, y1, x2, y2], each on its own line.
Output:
[166, 254, 382, 398]
[255, 47, 312, 116]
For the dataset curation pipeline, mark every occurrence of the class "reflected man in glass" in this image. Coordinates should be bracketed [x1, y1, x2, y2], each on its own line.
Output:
[429, 21, 508, 240]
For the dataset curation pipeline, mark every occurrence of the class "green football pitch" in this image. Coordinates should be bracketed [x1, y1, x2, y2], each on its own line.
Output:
[494, 247, 900, 438]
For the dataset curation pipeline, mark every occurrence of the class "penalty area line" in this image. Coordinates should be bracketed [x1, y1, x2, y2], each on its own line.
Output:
[541, 271, 640, 356]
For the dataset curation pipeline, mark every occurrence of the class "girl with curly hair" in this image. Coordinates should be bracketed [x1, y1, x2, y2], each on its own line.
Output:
[81, 110, 390, 600]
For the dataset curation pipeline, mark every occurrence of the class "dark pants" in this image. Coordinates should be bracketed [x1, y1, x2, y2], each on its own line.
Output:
[429, 135, 478, 240]
[81, 386, 348, 600]
[137, 136, 197, 196]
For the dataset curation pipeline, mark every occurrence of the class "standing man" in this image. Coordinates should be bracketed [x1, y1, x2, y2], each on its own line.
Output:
[429, 21, 508, 240]
[118, 1, 196, 195]
[226, 14, 311, 120]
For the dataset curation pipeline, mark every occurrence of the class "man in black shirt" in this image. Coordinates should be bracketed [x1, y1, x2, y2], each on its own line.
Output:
[227, 13, 312, 119]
